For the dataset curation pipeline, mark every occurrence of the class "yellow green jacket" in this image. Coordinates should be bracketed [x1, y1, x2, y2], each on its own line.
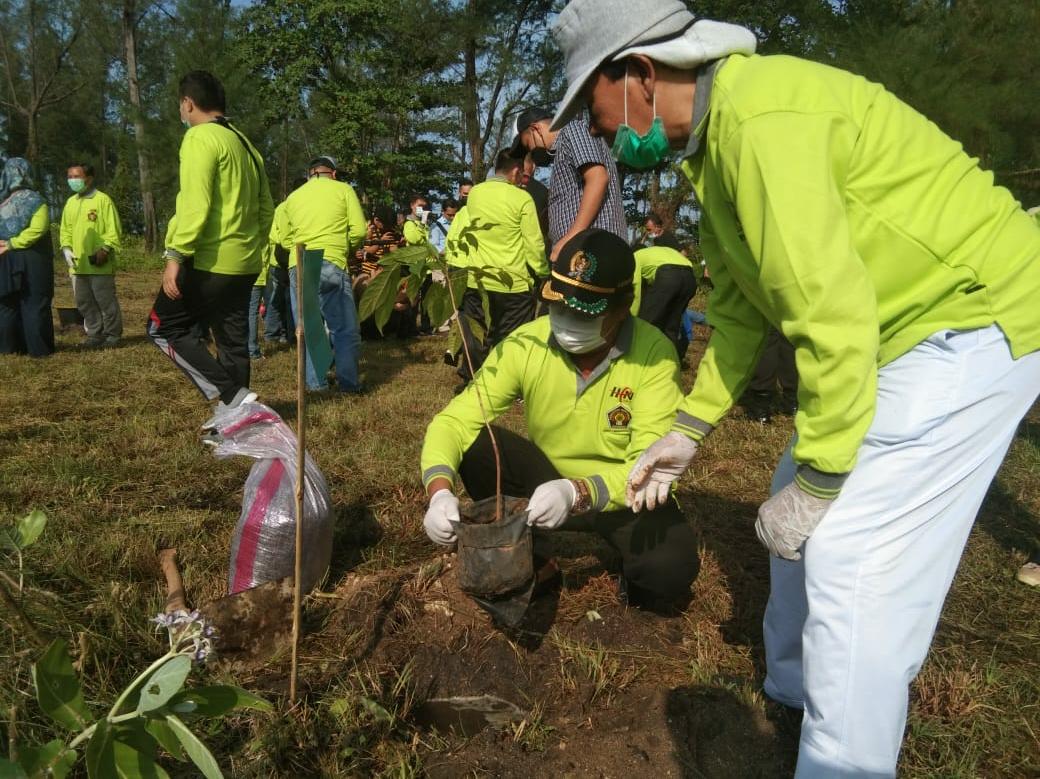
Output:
[631, 246, 694, 315]
[461, 176, 547, 293]
[269, 201, 295, 267]
[59, 189, 122, 275]
[677, 53, 1040, 497]
[165, 121, 273, 275]
[444, 206, 471, 270]
[421, 316, 682, 512]
[254, 248, 270, 287]
[8, 205, 50, 250]
[283, 177, 366, 271]
[403, 218, 430, 247]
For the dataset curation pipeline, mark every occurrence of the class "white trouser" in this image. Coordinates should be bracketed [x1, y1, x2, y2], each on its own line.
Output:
[763, 325, 1040, 778]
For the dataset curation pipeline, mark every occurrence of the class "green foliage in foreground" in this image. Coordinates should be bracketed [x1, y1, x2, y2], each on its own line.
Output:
[1, 513, 271, 779]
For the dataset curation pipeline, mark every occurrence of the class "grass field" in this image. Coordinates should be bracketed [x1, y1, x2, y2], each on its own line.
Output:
[1, 250, 1038, 777]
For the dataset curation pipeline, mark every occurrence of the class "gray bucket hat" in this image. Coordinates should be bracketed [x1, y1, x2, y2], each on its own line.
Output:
[550, 0, 756, 131]
[550, 0, 695, 130]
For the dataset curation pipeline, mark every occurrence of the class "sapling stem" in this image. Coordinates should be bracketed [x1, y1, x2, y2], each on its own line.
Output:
[106, 650, 177, 719]
[443, 264, 504, 521]
[65, 648, 180, 751]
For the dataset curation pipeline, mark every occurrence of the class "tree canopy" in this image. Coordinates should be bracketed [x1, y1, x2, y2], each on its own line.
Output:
[1, 0, 1036, 241]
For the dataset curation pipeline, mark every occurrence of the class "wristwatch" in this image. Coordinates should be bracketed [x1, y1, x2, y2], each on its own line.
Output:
[571, 479, 592, 515]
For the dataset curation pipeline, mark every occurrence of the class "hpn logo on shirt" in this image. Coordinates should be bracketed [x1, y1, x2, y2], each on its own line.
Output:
[610, 386, 634, 402]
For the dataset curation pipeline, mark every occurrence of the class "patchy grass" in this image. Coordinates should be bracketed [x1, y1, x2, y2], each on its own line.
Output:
[0, 261, 1038, 777]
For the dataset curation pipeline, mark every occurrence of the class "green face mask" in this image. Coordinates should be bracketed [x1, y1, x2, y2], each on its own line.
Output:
[68, 178, 86, 193]
[610, 71, 671, 171]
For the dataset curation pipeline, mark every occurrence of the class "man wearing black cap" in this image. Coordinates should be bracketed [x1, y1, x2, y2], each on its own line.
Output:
[510, 107, 626, 263]
[420, 228, 699, 614]
[282, 155, 367, 392]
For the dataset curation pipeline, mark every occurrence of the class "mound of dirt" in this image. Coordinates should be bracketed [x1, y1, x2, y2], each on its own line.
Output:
[310, 550, 798, 777]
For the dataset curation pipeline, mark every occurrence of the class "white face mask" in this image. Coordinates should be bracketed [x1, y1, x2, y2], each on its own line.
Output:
[549, 305, 606, 354]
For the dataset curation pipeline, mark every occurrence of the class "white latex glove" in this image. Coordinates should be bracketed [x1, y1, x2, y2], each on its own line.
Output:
[423, 489, 460, 546]
[626, 432, 699, 512]
[61, 247, 75, 268]
[527, 479, 577, 529]
[755, 481, 834, 561]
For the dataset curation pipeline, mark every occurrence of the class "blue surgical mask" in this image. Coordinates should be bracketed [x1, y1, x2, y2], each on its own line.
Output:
[610, 70, 671, 171]
[67, 178, 86, 193]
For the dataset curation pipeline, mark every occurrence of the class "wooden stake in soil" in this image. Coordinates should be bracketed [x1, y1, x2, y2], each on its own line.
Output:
[158, 548, 187, 613]
[290, 243, 307, 702]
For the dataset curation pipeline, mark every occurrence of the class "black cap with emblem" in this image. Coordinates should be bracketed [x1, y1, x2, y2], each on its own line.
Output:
[541, 228, 636, 316]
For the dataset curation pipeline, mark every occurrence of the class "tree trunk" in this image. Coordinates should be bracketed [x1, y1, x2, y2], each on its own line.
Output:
[123, 0, 158, 251]
[280, 118, 289, 200]
[25, 111, 39, 162]
[462, 0, 483, 181]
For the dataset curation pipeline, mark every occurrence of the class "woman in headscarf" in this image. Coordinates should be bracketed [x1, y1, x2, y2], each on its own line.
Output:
[0, 157, 54, 356]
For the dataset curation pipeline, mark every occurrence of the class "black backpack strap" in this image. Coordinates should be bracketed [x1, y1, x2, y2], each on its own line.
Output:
[212, 116, 261, 175]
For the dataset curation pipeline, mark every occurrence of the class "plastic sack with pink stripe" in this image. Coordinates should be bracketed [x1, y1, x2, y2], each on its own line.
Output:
[204, 402, 333, 595]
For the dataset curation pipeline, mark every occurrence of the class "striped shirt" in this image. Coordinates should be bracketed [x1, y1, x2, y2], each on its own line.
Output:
[548, 117, 628, 246]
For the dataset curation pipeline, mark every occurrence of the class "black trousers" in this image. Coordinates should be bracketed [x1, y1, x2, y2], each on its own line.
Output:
[750, 328, 797, 393]
[147, 265, 255, 404]
[457, 288, 535, 381]
[0, 238, 55, 357]
[459, 427, 699, 610]
[638, 264, 698, 360]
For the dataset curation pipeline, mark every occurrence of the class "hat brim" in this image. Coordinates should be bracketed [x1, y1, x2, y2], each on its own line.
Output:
[550, 65, 598, 132]
[540, 275, 632, 317]
[541, 278, 564, 303]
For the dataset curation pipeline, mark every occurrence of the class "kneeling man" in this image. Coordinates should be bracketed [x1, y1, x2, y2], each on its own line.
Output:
[420, 229, 698, 613]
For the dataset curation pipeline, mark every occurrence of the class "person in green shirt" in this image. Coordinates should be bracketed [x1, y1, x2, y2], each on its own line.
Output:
[631, 244, 697, 359]
[283, 155, 367, 393]
[455, 150, 548, 385]
[263, 177, 304, 345]
[421, 228, 698, 614]
[247, 252, 270, 360]
[0, 157, 53, 357]
[552, 1, 1040, 776]
[147, 70, 274, 411]
[59, 163, 123, 348]
[402, 195, 431, 248]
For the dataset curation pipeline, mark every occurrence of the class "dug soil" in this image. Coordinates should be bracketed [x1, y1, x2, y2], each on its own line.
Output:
[297, 528, 799, 778]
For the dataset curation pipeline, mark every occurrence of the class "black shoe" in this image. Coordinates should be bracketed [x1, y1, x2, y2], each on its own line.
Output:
[742, 390, 773, 424]
[779, 390, 798, 416]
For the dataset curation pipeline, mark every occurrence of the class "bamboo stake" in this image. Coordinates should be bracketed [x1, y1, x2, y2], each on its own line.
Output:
[444, 268, 503, 521]
[290, 243, 306, 702]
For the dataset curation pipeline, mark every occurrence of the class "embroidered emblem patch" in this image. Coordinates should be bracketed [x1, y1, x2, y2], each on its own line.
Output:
[606, 405, 632, 429]
[568, 250, 597, 283]
[87, 210, 98, 222]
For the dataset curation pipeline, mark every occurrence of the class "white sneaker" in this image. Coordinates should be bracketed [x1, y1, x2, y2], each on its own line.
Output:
[203, 389, 259, 430]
